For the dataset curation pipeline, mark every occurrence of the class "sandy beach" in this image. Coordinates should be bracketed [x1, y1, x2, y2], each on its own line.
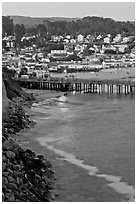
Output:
[50, 67, 135, 81]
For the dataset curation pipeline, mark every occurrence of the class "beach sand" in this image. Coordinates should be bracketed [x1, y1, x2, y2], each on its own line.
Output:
[51, 67, 135, 81]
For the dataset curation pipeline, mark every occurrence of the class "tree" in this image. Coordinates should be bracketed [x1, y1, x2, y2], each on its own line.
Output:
[42, 16, 135, 36]
[2, 16, 14, 36]
[14, 24, 25, 46]
[21, 24, 26, 35]
[36, 24, 47, 37]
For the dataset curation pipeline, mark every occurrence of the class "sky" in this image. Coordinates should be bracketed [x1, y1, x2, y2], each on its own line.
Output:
[2, 2, 135, 21]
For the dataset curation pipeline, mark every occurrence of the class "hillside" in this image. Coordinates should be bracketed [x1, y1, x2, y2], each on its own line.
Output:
[10, 15, 79, 28]
[3, 15, 135, 37]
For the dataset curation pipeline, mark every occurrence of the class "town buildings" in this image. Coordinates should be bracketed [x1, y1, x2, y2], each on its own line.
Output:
[2, 31, 135, 79]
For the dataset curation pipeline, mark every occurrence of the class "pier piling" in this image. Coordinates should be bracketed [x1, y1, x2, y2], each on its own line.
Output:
[17, 78, 135, 96]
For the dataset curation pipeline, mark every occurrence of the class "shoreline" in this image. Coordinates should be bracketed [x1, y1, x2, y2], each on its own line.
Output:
[2, 92, 57, 202]
[18, 89, 135, 202]
[19, 123, 129, 202]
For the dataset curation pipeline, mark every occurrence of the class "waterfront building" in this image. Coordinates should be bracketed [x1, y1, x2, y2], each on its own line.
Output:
[104, 37, 110, 44]
[77, 34, 84, 43]
[70, 39, 77, 44]
[113, 34, 122, 43]
[122, 37, 130, 43]
[97, 35, 102, 40]
[63, 39, 69, 43]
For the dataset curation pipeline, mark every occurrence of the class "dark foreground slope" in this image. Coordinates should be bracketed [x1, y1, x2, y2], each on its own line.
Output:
[2, 71, 56, 202]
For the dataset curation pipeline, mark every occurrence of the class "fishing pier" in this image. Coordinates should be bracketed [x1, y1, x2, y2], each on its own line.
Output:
[17, 77, 135, 95]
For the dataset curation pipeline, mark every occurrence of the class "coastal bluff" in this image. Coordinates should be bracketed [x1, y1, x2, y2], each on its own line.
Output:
[2, 71, 56, 202]
[2, 79, 9, 121]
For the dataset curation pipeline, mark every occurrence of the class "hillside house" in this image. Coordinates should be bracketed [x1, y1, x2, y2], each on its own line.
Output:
[77, 34, 84, 43]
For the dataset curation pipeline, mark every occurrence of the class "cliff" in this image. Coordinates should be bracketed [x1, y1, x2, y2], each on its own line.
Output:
[2, 79, 10, 121]
[2, 69, 56, 202]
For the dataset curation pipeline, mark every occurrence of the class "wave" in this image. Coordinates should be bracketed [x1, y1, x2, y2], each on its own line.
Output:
[35, 136, 135, 202]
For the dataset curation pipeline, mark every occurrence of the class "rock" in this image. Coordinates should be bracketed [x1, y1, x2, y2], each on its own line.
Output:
[37, 182, 46, 192]
[49, 169, 55, 174]
[18, 178, 24, 186]
[5, 163, 12, 169]
[13, 164, 20, 170]
[3, 140, 14, 150]
[52, 189, 59, 196]
[2, 93, 55, 202]
[2, 177, 8, 185]
[26, 170, 35, 181]
[2, 155, 7, 162]
[6, 183, 18, 191]
[2, 172, 9, 177]
[2, 193, 5, 201]
[31, 158, 43, 169]
[37, 154, 44, 160]
[29, 194, 40, 202]
[34, 174, 41, 182]
[25, 149, 35, 155]
[19, 192, 29, 200]
[2, 163, 7, 171]
[12, 171, 22, 179]
[50, 192, 55, 200]
[15, 199, 23, 202]
[6, 151, 16, 159]
[5, 193, 15, 201]
[43, 159, 51, 168]
[8, 176, 16, 183]
[20, 183, 30, 190]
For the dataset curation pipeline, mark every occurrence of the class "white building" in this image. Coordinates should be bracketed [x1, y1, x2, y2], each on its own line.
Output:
[75, 44, 87, 51]
[51, 36, 61, 42]
[122, 37, 129, 43]
[63, 39, 69, 43]
[70, 39, 76, 43]
[51, 50, 67, 54]
[77, 34, 84, 43]
[66, 35, 71, 40]
[104, 37, 110, 44]
[113, 34, 122, 43]
[97, 35, 102, 40]
[119, 45, 128, 53]
[107, 34, 111, 38]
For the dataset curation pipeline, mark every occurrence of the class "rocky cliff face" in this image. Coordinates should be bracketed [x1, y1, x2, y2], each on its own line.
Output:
[2, 69, 34, 101]
[2, 70, 56, 202]
[2, 80, 9, 121]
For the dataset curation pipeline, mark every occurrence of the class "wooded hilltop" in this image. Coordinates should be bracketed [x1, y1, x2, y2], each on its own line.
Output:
[3, 15, 135, 37]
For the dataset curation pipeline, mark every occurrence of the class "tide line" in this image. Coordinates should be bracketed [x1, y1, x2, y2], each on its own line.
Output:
[36, 137, 135, 202]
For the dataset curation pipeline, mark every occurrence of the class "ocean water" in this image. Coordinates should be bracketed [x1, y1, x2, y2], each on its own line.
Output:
[32, 93, 135, 201]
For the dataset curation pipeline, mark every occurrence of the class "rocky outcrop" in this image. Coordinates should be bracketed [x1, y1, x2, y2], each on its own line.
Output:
[2, 68, 57, 202]
[3, 101, 35, 136]
[2, 138, 55, 202]
[2, 101, 56, 202]
[2, 68, 34, 101]
[2, 80, 10, 121]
